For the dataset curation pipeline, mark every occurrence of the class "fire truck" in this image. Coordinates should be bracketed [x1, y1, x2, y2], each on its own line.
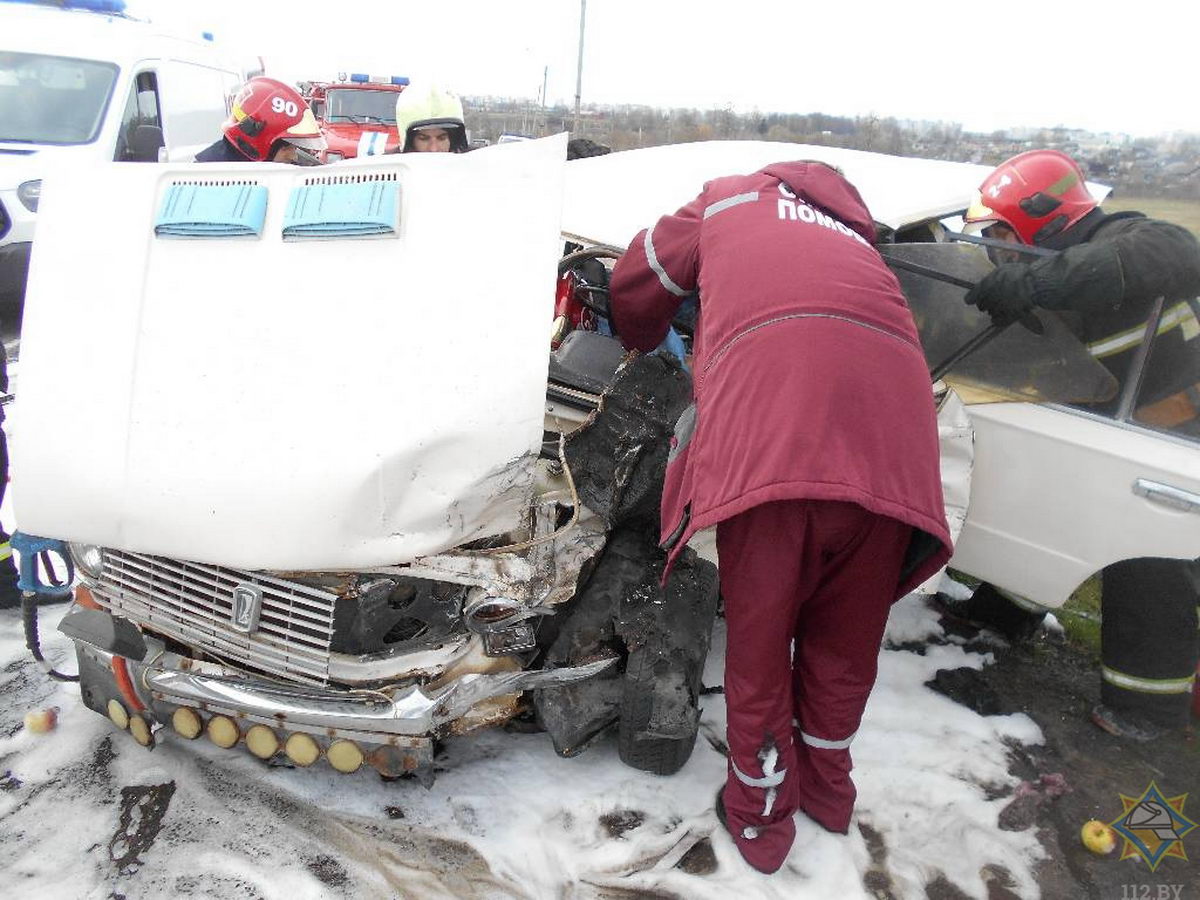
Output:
[301, 73, 409, 161]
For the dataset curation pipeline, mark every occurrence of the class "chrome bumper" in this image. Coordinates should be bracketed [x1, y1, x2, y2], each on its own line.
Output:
[139, 655, 617, 737]
[63, 601, 616, 738]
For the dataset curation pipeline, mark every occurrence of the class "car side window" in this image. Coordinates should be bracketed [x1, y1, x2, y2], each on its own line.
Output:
[113, 70, 162, 162]
[1131, 298, 1200, 440]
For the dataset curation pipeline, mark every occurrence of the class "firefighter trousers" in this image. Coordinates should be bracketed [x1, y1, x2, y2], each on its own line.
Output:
[1100, 557, 1199, 728]
[716, 498, 911, 872]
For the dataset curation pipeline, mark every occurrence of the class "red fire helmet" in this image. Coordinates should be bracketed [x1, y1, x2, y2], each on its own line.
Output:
[223, 77, 326, 161]
[963, 149, 1098, 245]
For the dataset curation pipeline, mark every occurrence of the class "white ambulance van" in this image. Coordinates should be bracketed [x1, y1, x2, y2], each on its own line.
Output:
[0, 0, 247, 321]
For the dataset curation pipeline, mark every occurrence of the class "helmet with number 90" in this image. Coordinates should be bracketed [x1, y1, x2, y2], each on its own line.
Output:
[963, 149, 1097, 245]
[223, 77, 326, 162]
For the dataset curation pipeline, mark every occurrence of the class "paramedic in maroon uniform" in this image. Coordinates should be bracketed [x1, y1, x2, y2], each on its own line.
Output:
[608, 160, 952, 874]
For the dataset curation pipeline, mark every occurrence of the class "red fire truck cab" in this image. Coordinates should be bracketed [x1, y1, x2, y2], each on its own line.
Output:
[303, 74, 409, 161]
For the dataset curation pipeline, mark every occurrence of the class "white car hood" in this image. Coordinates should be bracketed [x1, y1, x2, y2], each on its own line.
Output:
[14, 134, 567, 570]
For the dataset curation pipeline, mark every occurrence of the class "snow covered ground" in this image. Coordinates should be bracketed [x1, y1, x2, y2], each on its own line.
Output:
[0, 577, 1048, 899]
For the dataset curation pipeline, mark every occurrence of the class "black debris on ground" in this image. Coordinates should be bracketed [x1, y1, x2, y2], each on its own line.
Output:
[304, 853, 350, 889]
[925, 666, 1005, 716]
[674, 837, 718, 876]
[108, 781, 176, 875]
[599, 809, 645, 839]
[858, 821, 900, 899]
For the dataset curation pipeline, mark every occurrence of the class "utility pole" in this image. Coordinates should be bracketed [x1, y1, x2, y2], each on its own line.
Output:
[573, 0, 586, 134]
[540, 65, 548, 136]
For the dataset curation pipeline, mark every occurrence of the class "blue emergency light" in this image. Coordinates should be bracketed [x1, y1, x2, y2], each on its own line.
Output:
[1, 0, 128, 11]
[348, 73, 410, 86]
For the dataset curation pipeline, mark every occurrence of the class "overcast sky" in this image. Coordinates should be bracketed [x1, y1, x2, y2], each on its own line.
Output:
[132, 0, 1196, 137]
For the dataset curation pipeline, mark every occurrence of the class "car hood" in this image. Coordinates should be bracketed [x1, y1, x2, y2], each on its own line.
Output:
[13, 135, 567, 570]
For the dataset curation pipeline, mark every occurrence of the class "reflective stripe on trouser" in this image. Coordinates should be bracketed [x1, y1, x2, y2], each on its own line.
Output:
[717, 499, 911, 838]
[1100, 558, 1200, 727]
[0, 540, 9, 562]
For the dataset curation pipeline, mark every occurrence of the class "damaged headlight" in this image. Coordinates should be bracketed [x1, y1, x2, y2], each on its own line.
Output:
[463, 589, 539, 656]
[68, 542, 105, 580]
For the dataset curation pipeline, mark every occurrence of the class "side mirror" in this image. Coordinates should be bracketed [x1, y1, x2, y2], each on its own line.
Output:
[130, 124, 165, 162]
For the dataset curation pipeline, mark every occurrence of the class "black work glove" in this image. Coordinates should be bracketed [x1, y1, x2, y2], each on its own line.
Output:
[964, 263, 1037, 327]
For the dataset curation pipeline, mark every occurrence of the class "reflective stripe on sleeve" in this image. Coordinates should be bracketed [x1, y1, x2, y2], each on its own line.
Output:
[800, 729, 856, 750]
[0, 541, 9, 562]
[703, 191, 759, 219]
[643, 228, 689, 298]
[1101, 665, 1196, 695]
[1087, 301, 1197, 359]
[731, 760, 786, 788]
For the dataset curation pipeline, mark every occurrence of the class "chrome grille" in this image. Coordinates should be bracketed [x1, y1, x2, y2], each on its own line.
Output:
[95, 551, 338, 686]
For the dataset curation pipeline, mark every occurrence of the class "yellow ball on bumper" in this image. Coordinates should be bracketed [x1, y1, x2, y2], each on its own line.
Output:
[107, 699, 129, 730]
[327, 740, 364, 774]
[128, 715, 153, 747]
[245, 725, 280, 760]
[172, 707, 203, 740]
[206, 715, 240, 749]
[284, 732, 320, 767]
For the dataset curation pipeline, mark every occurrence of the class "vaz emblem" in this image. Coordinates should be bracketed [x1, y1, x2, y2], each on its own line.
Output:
[231, 584, 263, 634]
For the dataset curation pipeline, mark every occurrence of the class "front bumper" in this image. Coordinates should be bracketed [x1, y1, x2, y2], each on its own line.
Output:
[63, 605, 616, 775]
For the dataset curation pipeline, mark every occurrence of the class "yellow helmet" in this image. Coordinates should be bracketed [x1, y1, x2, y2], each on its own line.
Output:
[394, 84, 467, 152]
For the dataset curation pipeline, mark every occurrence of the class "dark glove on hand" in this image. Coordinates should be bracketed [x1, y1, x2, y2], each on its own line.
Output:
[964, 263, 1037, 327]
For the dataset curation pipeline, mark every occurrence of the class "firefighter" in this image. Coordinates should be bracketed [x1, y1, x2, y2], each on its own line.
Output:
[960, 149, 1200, 738]
[195, 77, 326, 165]
[393, 83, 469, 153]
[608, 161, 952, 873]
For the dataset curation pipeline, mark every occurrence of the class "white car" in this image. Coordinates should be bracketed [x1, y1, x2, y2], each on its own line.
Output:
[560, 141, 1200, 610]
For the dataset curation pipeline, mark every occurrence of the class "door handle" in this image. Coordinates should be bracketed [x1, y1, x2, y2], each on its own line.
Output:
[1132, 478, 1200, 513]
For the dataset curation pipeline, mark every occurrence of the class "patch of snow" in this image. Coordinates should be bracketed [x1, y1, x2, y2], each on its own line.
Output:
[0, 590, 1045, 898]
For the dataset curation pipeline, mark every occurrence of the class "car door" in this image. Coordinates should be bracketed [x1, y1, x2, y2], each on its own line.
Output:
[951, 303, 1200, 608]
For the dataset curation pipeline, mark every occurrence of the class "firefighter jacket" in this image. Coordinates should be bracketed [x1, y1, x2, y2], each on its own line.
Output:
[1032, 210, 1200, 404]
[609, 161, 952, 597]
[194, 138, 249, 163]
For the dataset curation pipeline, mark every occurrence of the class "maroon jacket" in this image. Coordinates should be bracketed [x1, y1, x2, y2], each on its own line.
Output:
[609, 161, 952, 596]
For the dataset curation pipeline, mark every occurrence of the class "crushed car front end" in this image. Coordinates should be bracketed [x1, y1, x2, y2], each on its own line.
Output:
[59, 496, 613, 780]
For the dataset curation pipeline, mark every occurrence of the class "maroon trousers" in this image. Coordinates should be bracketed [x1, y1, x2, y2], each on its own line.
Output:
[716, 499, 911, 870]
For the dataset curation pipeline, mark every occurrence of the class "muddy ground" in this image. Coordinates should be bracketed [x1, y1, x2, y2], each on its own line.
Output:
[926, 607, 1198, 900]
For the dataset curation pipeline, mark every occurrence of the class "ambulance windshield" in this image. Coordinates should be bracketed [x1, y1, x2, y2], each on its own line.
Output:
[0, 51, 119, 145]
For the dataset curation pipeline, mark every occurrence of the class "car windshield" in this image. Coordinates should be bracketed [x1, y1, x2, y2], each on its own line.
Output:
[0, 51, 118, 144]
[325, 89, 397, 124]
